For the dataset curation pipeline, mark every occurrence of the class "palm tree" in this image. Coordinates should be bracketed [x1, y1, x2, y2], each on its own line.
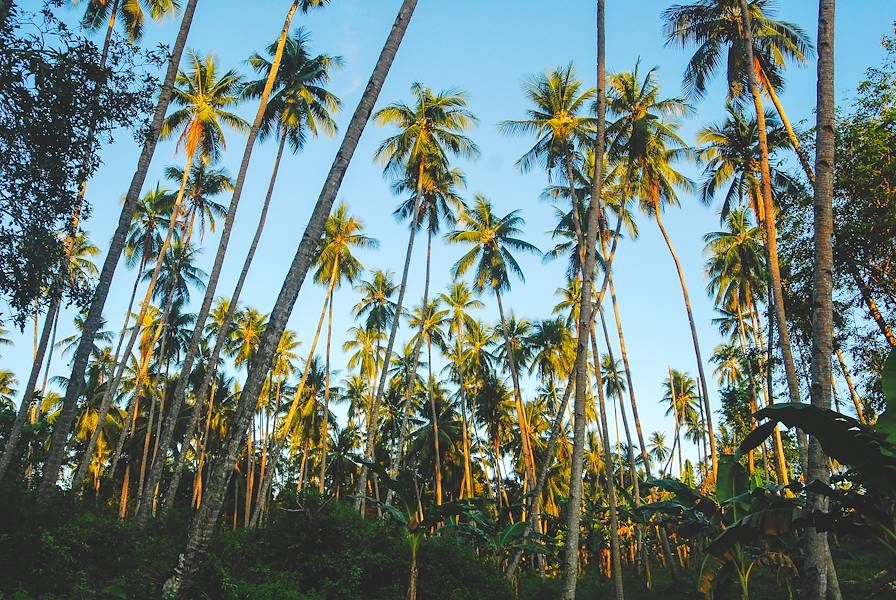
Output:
[446, 195, 540, 490]
[648, 431, 669, 475]
[361, 83, 479, 503]
[408, 298, 449, 504]
[163, 162, 232, 243]
[70, 52, 247, 493]
[35, 0, 199, 498]
[498, 63, 595, 252]
[661, 369, 699, 477]
[75, 0, 180, 44]
[252, 203, 375, 521]
[438, 281, 482, 499]
[609, 64, 719, 479]
[662, 0, 814, 179]
[164, 3, 419, 592]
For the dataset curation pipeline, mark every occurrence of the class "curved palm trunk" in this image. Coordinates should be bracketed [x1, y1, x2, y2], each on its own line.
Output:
[37, 0, 199, 501]
[427, 337, 443, 505]
[805, 1, 837, 597]
[163, 4, 417, 591]
[71, 152, 195, 491]
[358, 163, 426, 507]
[761, 70, 815, 184]
[139, 1, 301, 524]
[161, 135, 288, 515]
[386, 328, 425, 505]
[738, 4, 802, 412]
[851, 266, 896, 347]
[834, 347, 864, 422]
[653, 209, 717, 480]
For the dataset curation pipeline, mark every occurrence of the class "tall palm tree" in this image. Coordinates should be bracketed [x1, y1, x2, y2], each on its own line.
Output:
[609, 64, 719, 479]
[805, 1, 837, 596]
[75, 0, 180, 44]
[71, 52, 247, 493]
[163, 162, 232, 243]
[446, 195, 540, 490]
[662, 0, 815, 179]
[359, 83, 478, 503]
[499, 63, 595, 253]
[438, 281, 482, 499]
[147, 3, 336, 523]
[662, 369, 699, 477]
[163, 3, 419, 592]
[252, 203, 375, 521]
[34, 0, 200, 498]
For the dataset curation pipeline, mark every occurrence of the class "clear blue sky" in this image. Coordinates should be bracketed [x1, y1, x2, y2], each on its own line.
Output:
[7, 0, 895, 454]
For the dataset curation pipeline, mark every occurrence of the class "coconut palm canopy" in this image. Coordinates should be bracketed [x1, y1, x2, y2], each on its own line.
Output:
[0, 2, 892, 599]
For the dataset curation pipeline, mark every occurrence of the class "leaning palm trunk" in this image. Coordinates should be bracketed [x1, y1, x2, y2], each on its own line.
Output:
[161, 135, 288, 515]
[561, 3, 607, 597]
[386, 328, 425, 506]
[805, 0, 838, 597]
[318, 294, 335, 493]
[138, 2, 301, 526]
[834, 347, 865, 422]
[653, 208, 717, 480]
[737, 2, 802, 411]
[357, 163, 426, 507]
[37, 0, 200, 500]
[162, 6, 417, 593]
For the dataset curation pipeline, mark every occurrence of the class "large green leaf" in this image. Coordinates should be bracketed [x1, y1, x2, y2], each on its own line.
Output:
[716, 454, 748, 505]
[877, 350, 896, 447]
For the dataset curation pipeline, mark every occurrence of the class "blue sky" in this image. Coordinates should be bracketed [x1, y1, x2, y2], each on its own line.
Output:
[7, 0, 895, 457]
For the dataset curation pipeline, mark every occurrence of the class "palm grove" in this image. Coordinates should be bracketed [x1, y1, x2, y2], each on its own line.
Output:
[0, 1, 894, 599]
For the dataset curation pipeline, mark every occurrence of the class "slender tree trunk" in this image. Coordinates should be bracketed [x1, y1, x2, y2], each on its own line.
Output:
[139, 2, 302, 525]
[163, 3, 417, 589]
[851, 267, 896, 347]
[319, 294, 334, 494]
[427, 336, 443, 505]
[653, 209, 717, 480]
[762, 70, 816, 184]
[805, 2, 837, 597]
[562, 2, 608, 597]
[358, 162, 426, 506]
[739, 1, 803, 411]
[834, 347, 864, 421]
[37, 0, 199, 501]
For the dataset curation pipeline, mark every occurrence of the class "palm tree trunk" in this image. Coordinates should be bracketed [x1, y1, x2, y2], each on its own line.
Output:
[427, 337, 443, 505]
[851, 267, 896, 346]
[562, 4, 607, 596]
[386, 329, 425, 503]
[738, 2, 803, 413]
[163, 3, 417, 591]
[140, 1, 302, 524]
[160, 135, 289, 516]
[319, 294, 334, 494]
[761, 69, 815, 184]
[653, 209, 717, 480]
[805, 1, 837, 596]
[494, 290, 536, 487]
[38, 0, 199, 501]
[72, 152, 195, 491]
[359, 163, 426, 507]
[834, 347, 864, 421]
[40, 305, 62, 395]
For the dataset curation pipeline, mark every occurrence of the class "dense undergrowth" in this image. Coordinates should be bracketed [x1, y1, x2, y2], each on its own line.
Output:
[1, 484, 892, 600]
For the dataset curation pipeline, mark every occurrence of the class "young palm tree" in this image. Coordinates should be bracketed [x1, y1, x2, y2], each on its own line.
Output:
[164, 3, 419, 592]
[446, 195, 540, 490]
[35, 0, 199, 498]
[360, 83, 479, 503]
[71, 52, 247, 493]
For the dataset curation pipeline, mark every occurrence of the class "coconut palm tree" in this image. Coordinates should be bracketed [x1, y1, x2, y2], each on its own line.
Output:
[75, 0, 180, 44]
[662, 0, 814, 179]
[69, 53, 247, 492]
[648, 431, 669, 475]
[609, 64, 720, 479]
[446, 195, 540, 490]
[661, 369, 699, 477]
[164, 4, 419, 591]
[35, 0, 199, 498]
[361, 83, 479, 503]
[162, 162, 232, 243]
